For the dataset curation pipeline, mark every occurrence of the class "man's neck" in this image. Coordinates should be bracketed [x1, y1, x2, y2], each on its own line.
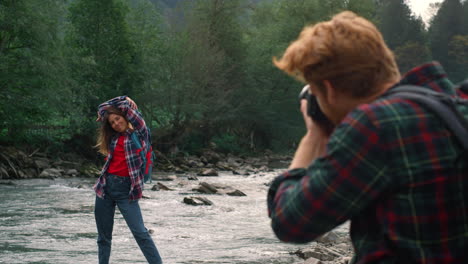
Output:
[333, 80, 399, 124]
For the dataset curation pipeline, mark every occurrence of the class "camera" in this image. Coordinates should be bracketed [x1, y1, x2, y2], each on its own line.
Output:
[298, 85, 335, 131]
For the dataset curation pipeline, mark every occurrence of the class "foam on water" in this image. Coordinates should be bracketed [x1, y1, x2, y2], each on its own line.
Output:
[0, 172, 310, 264]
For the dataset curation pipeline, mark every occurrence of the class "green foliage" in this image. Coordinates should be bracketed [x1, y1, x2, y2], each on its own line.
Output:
[212, 133, 244, 154]
[394, 41, 431, 73]
[1, 0, 466, 157]
[377, 0, 427, 50]
[67, 0, 139, 112]
[429, 0, 464, 81]
[0, 0, 70, 145]
[179, 131, 206, 155]
[448, 35, 468, 81]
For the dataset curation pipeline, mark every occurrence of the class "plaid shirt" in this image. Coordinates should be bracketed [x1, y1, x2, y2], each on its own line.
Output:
[93, 96, 150, 201]
[268, 62, 468, 263]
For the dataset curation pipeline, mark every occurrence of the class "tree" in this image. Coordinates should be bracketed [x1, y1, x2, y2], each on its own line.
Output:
[126, 0, 166, 129]
[347, 0, 377, 20]
[67, 0, 139, 120]
[447, 35, 468, 81]
[377, 0, 427, 50]
[428, 0, 464, 80]
[0, 0, 69, 144]
[394, 42, 431, 73]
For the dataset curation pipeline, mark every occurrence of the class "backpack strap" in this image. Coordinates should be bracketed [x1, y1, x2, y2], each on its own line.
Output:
[386, 85, 468, 151]
[130, 132, 143, 150]
[130, 131, 153, 183]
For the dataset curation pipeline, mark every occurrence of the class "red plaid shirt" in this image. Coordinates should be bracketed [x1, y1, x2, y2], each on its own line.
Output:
[268, 62, 468, 263]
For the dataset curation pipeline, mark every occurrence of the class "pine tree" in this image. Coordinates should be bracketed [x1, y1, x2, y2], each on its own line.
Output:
[377, 0, 426, 49]
[428, 0, 464, 80]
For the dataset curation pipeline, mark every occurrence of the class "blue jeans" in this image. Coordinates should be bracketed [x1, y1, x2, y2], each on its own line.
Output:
[95, 174, 162, 264]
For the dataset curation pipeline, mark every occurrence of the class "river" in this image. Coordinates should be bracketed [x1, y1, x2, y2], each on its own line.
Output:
[0, 171, 320, 264]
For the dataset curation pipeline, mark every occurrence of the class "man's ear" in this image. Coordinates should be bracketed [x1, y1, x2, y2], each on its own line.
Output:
[322, 80, 338, 104]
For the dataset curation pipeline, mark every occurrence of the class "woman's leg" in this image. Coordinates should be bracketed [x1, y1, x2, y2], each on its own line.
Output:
[95, 195, 116, 264]
[117, 199, 163, 264]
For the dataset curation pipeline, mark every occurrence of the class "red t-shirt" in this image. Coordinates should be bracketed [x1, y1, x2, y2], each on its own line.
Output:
[107, 135, 130, 177]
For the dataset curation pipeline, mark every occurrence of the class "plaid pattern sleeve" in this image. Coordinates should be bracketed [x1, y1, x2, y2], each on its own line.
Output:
[268, 62, 468, 263]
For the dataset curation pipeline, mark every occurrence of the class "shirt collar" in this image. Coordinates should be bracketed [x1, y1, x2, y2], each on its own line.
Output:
[399, 61, 447, 86]
[387, 61, 455, 95]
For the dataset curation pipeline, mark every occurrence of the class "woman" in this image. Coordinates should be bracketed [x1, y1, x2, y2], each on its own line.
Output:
[93, 96, 162, 264]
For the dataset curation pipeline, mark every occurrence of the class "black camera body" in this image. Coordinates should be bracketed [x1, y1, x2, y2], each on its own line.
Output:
[298, 85, 335, 132]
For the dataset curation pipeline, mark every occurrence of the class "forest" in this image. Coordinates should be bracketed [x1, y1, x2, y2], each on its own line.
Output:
[1, 0, 467, 159]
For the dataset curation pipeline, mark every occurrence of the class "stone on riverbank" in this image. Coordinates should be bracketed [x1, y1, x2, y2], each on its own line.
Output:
[183, 196, 213, 206]
[151, 182, 173, 191]
[197, 168, 218, 176]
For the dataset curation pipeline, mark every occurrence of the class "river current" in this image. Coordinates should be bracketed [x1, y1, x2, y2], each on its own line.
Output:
[0, 171, 318, 264]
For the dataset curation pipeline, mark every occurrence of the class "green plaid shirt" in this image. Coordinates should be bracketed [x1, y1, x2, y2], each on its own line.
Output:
[268, 62, 468, 263]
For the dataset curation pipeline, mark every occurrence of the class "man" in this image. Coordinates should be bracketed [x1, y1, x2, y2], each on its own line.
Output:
[267, 11, 468, 263]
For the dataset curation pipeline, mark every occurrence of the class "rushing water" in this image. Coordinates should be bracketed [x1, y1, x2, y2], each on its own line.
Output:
[0, 171, 319, 264]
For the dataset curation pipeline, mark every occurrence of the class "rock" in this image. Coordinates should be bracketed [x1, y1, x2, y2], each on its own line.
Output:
[65, 169, 79, 177]
[227, 156, 243, 168]
[183, 196, 213, 206]
[215, 161, 233, 171]
[335, 242, 352, 253]
[258, 165, 272, 172]
[79, 164, 101, 178]
[268, 159, 289, 169]
[232, 169, 250, 176]
[54, 160, 81, 170]
[174, 167, 186, 174]
[294, 246, 341, 261]
[0, 166, 9, 178]
[186, 156, 204, 168]
[142, 195, 151, 199]
[151, 182, 173, 191]
[335, 256, 352, 264]
[153, 175, 177, 181]
[187, 175, 198, 181]
[301, 258, 322, 264]
[24, 168, 37, 178]
[201, 150, 221, 164]
[39, 168, 63, 178]
[34, 158, 50, 169]
[193, 182, 218, 194]
[17, 169, 26, 178]
[197, 168, 218, 176]
[316, 231, 340, 244]
[226, 189, 247, 196]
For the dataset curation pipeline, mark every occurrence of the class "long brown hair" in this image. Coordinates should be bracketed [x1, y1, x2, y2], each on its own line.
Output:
[95, 106, 127, 155]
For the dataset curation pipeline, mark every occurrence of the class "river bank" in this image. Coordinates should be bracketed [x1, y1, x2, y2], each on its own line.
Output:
[0, 145, 293, 180]
[0, 145, 353, 264]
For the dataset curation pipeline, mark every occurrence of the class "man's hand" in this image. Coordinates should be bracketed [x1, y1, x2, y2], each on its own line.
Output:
[288, 98, 330, 169]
